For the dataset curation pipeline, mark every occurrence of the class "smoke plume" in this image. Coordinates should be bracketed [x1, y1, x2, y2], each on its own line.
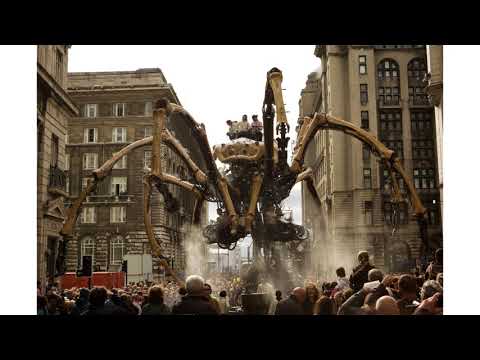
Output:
[182, 224, 208, 279]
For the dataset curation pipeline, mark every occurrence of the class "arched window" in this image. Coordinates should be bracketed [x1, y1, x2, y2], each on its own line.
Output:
[80, 236, 95, 266]
[110, 235, 124, 265]
[408, 57, 429, 106]
[377, 58, 400, 80]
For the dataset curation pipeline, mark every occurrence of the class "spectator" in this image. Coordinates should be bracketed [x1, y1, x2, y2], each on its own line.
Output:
[376, 296, 400, 315]
[335, 267, 349, 292]
[172, 275, 217, 315]
[71, 288, 90, 316]
[426, 248, 443, 281]
[204, 283, 221, 314]
[226, 120, 239, 140]
[275, 287, 306, 315]
[333, 291, 344, 313]
[420, 280, 442, 301]
[120, 294, 138, 315]
[414, 292, 442, 315]
[237, 114, 250, 136]
[46, 293, 62, 315]
[303, 283, 320, 315]
[251, 115, 263, 141]
[218, 290, 229, 314]
[142, 285, 170, 315]
[275, 290, 282, 303]
[349, 251, 375, 292]
[396, 275, 419, 315]
[314, 296, 335, 315]
[84, 287, 123, 315]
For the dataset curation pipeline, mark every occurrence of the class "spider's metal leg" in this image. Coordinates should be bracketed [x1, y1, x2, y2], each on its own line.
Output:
[268, 69, 288, 125]
[295, 167, 313, 184]
[291, 111, 427, 221]
[60, 178, 98, 237]
[162, 129, 208, 184]
[217, 176, 239, 234]
[93, 136, 152, 179]
[143, 173, 184, 287]
[245, 174, 263, 233]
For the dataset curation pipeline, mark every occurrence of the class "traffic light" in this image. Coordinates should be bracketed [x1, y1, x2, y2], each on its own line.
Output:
[82, 256, 92, 277]
[121, 260, 128, 273]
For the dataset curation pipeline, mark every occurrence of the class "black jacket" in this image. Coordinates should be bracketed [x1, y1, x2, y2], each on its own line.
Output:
[274, 295, 305, 315]
[141, 303, 171, 315]
[349, 263, 375, 292]
[171, 295, 218, 315]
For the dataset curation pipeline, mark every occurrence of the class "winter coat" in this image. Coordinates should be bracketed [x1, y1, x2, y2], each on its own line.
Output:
[141, 303, 171, 315]
[171, 295, 218, 315]
[349, 263, 375, 292]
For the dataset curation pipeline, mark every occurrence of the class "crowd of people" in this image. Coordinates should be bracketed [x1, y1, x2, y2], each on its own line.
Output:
[37, 248, 443, 316]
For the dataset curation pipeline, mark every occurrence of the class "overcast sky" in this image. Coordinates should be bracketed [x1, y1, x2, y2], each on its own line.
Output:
[68, 45, 319, 225]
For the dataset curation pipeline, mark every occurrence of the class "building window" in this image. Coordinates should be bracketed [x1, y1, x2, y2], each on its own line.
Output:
[110, 235, 124, 265]
[408, 58, 427, 81]
[114, 103, 125, 117]
[360, 84, 368, 105]
[86, 104, 97, 118]
[378, 87, 400, 106]
[80, 207, 96, 224]
[144, 127, 152, 138]
[362, 145, 370, 161]
[413, 168, 435, 189]
[111, 177, 127, 195]
[363, 168, 372, 189]
[359, 55, 367, 74]
[83, 153, 98, 170]
[361, 111, 369, 129]
[113, 155, 127, 169]
[144, 150, 152, 168]
[409, 86, 429, 106]
[80, 237, 95, 267]
[112, 127, 127, 143]
[364, 201, 373, 225]
[412, 140, 435, 160]
[110, 206, 126, 223]
[51, 134, 59, 167]
[377, 59, 399, 80]
[83, 128, 98, 143]
[65, 154, 70, 171]
[145, 102, 153, 116]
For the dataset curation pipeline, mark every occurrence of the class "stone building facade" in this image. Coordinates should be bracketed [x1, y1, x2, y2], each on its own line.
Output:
[37, 45, 79, 291]
[426, 45, 443, 218]
[298, 45, 443, 279]
[64, 69, 208, 280]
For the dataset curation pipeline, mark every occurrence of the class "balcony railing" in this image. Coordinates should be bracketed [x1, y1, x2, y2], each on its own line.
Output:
[48, 165, 67, 192]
